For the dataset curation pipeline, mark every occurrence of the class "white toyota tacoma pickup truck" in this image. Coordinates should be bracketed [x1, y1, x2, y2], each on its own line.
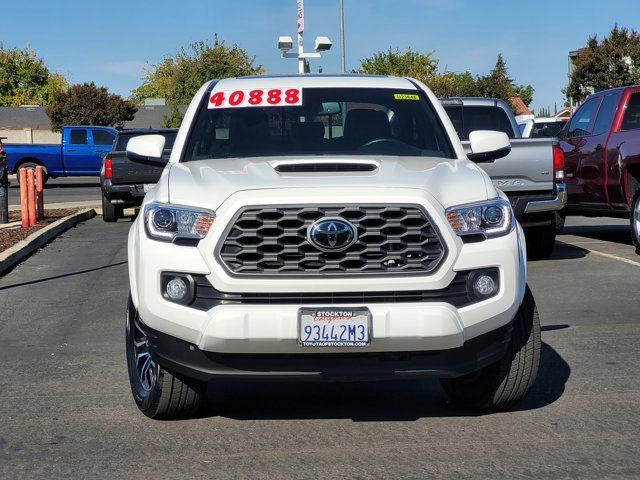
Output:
[125, 74, 540, 419]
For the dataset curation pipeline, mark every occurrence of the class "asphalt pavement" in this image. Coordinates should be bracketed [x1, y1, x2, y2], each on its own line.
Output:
[0, 213, 639, 479]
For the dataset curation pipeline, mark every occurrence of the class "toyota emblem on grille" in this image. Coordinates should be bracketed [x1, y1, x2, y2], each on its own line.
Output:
[308, 217, 357, 251]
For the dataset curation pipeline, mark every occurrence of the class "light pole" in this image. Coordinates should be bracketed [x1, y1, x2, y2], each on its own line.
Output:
[339, 0, 346, 73]
[278, 0, 332, 73]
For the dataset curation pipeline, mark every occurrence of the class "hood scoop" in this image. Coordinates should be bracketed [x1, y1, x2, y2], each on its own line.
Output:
[272, 159, 379, 174]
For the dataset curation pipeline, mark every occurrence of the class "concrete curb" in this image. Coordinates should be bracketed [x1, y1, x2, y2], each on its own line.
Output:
[0, 208, 96, 276]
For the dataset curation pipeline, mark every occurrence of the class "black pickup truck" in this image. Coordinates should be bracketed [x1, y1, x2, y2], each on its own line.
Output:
[100, 129, 177, 222]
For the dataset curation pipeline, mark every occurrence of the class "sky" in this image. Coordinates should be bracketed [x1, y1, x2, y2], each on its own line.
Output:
[3, 0, 640, 112]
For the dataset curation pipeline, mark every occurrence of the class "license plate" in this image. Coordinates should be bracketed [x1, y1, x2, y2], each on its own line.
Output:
[298, 308, 371, 347]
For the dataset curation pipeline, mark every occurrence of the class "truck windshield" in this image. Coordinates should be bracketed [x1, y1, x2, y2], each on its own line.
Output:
[182, 87, 454, 161]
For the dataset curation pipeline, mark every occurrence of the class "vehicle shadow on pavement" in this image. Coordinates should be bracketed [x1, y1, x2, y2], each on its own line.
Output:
[563, 225, 632, 246]
[0, 261, 127, 290]
[200, 342, 569, 421]
[540, 240, 588, 261]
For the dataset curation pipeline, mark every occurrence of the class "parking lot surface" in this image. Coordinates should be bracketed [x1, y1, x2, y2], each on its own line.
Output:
[0, 215, 639, 479]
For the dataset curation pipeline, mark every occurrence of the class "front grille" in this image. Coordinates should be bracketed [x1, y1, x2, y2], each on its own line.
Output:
[189, 268, 499, 311]
[217, 205, 446, 276]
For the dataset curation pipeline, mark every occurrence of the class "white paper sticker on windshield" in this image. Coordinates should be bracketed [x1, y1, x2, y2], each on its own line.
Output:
[208, 88, 303, 109]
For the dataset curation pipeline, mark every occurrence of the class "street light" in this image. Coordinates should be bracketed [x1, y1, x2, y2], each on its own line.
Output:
[278, 0, 332, 73]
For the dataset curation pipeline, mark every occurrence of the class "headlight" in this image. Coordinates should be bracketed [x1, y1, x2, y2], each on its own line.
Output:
[143, 203, 215, 242]
[445, 198, 513, 239]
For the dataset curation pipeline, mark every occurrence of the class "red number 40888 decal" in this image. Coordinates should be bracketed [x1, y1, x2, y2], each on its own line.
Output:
[208, 88, 302, 109]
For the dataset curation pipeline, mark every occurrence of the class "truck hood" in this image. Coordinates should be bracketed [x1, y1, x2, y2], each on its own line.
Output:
[164, 156, 493, 210]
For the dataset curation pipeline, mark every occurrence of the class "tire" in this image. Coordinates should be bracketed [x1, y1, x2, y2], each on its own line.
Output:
[631, 189, 640, 254]
[440, 286, 540, 412]
[15, 162, 49, 186]
[102, 194, 121, 222]
[524, 221, 556, 260]
[554, 212, 566, 234]
[126, 295, 204, 419]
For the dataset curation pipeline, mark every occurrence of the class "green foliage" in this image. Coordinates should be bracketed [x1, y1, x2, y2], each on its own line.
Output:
[476, 54, 534, 107]
[0, 45, 68, 106]
[358, 48, 438, 81]
[46, 82, 138, 132]
[161, 107, 184, 128]
[567, 24, 640, 103]
[426, 71, 479, 97]
[132, 35, 264, 105]
[358, 50, 533, 107]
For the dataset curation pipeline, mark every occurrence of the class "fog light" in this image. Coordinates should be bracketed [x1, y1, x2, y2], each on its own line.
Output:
[473, 274, 497, 297]
[161, 273, 196, 306]
[166, 277, 188, 300]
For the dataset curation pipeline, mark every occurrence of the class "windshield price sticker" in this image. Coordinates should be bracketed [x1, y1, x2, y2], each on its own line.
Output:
[208, 88, 303, 109]
[394, 93, 420, 100]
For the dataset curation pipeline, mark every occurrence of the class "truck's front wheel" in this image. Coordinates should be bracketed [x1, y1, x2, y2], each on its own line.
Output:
[126, 295, 204, 419]
[439, 286, 540, 412]
[631, 189, 640, 254]
[524, 222, 556, 260]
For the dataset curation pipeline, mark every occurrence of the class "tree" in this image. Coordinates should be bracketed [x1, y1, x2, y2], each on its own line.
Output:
[0, 45, 68, 106]
[46, 82, 137, 131]
[475, 54, 534, 109]
[426, 71, 479, 97]
[358, 48, 438, 82]
[132, 35, 264, 105]
[161, 107, 184, 128]
[567, 25, 640, 103]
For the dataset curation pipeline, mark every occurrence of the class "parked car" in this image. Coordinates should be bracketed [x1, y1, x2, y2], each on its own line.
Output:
[124, 74, 540, 419]
[557, 85, 640, 252]
[440, 98, 566, 259]
[518, 117, 567, 138]
[4, 126, 117, 184]
[100, 129, 177, 222]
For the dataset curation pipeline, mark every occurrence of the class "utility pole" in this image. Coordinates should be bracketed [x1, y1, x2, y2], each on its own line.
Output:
[278, 0, 332, 73]
[339, 0, 346, 73]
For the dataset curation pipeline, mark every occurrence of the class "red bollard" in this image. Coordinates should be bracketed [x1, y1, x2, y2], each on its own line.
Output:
[35, 166, 44, 221]
[27, 168, 36, 226]
[19, 168, 29, 228]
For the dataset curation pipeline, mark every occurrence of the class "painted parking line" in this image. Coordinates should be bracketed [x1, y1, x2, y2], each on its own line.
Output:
[582, 248, 640, 267]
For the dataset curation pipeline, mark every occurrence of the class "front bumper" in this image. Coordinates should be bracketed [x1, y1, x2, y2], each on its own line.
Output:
[147, 320, 513, 381]
[129, 187, 526, 357]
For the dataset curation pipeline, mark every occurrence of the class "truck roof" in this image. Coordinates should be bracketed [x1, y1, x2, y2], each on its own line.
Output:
[214, 74, 418, 91]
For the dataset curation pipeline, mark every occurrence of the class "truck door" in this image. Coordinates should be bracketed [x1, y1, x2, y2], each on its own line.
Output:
[89, 129, 116, 175]
[560, 96, 600, 206]
[63, 128, 94, 175]
[579, 92, 620, 208]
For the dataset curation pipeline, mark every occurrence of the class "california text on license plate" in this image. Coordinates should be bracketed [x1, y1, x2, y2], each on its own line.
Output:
[298, 308, 371, 347]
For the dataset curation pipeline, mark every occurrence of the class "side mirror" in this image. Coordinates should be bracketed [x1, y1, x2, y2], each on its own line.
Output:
[467, 130, 511, 163]
[126, 135, 168, 166]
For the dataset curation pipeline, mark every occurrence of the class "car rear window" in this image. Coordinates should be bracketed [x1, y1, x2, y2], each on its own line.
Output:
[443, 105, 515, 140]
[115, 131, 177, 151]
[530, 121, 565, 138]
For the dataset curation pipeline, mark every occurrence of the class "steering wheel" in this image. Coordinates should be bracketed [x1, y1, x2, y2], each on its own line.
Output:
[359, 137, 407, 149]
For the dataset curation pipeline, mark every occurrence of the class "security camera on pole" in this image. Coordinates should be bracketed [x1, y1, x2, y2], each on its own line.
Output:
[278, 0, 332, 73]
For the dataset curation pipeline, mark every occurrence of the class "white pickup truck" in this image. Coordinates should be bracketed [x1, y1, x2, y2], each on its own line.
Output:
[125, 74, 540, 419]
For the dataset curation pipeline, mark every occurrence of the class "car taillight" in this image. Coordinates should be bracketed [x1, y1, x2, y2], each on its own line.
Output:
[553, 144, 564, 183]
[104, 155, 113, 179]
